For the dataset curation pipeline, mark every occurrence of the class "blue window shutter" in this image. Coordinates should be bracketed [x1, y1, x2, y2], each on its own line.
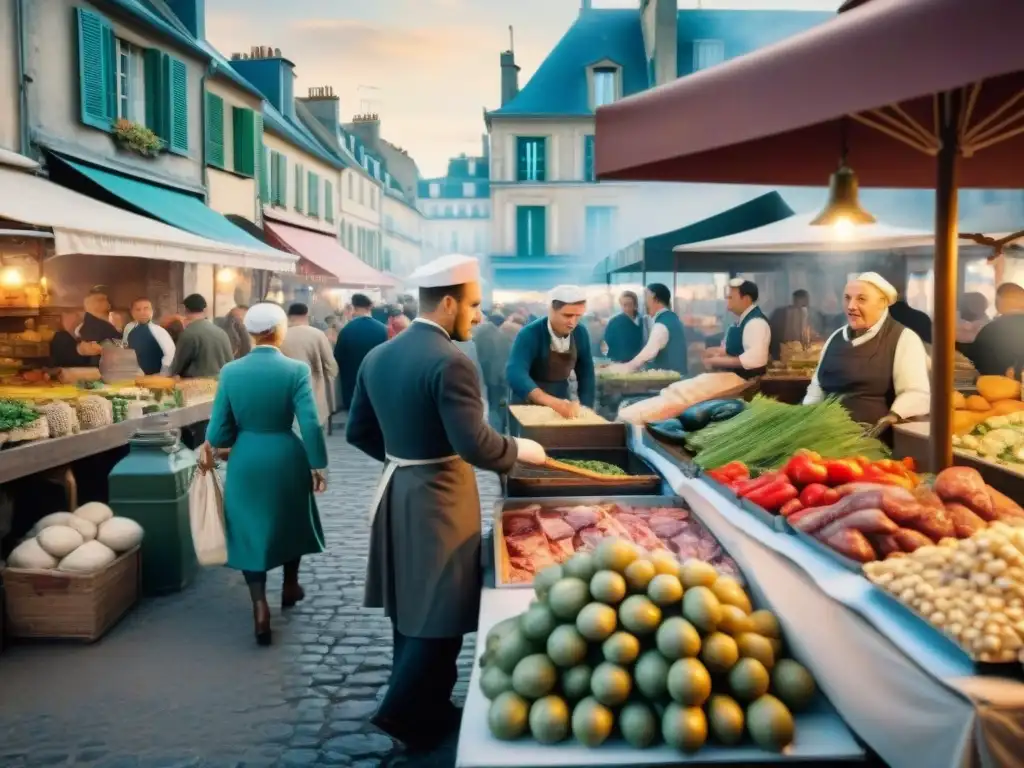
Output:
[534, 207, 546, 256]
[76, 8, 116, 130]
[536, 139, 546, 181]
[165, 55, 188, 154]
[308, 172, 319, 218]
[324, 181, 334, 223]
[205, 92, 224, 168]
[584, 135, 595, 182]
[294, 164, 304, 213]
[516, 138, 528, 181]
[516, 206, 529, 256]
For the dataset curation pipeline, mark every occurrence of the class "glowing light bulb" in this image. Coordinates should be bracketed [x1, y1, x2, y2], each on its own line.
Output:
[832, 216, 855, 239]
[0, 267, 24, 288]
[216, 267, 236, 285]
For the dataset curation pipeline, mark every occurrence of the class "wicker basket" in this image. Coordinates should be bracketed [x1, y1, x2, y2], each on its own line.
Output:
[2, 547, 140, 642]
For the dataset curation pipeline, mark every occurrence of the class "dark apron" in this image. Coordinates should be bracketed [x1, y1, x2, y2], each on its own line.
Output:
[506, 335, 578, 428]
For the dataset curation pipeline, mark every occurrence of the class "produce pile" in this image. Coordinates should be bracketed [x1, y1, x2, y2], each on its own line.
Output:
[599, 369, 682, 383]
[707, 451, 920, 517]
[501, 503, 740, 585]
[787, 466, 1024, 564]
[5, 502, 143, 574]
[952, 375, 1023, 436]
[865, 521, 1024, 663]
[481, 539, 817, 752]
[560, 459, 627, 476]
[687, 397, 887, 471]
[511, 405, 608, 426]
[954, 411, 1024, 470]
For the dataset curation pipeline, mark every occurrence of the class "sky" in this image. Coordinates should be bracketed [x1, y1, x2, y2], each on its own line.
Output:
[207, 0, 843, 178]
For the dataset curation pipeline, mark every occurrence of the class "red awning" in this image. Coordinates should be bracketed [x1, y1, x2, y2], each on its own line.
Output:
[264, 221, 396, 288]
[595, 0, 1024, 188]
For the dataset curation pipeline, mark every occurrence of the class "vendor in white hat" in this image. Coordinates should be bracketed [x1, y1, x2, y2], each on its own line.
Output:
[506, 284, 596, 418]
[804, 272, 931, 435]
[345, 254, 546, 751]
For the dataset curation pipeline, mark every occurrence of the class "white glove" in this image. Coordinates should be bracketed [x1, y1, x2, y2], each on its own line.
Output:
[514, 437, 547, 465]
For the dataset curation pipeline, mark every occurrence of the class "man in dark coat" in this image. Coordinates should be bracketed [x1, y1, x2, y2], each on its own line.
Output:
[169, 294, 233, 379]
[346, 254, 546, 751]
[603, 290, 645, 363]
[334, 293, 387, 410]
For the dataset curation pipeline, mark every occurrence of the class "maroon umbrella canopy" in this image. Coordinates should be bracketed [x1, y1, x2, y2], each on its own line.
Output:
[595, 0, 1024, 188]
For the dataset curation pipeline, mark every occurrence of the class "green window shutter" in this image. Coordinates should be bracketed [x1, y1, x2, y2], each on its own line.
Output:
[278, 152, 288, 205]
[255, 115, 268, 201]
[534, 207, 546, 256]
[516, 206, 546, 256]
[294, 164, 304, 212]
[516, 137, 546, 182]
[324, 181, 334, 223]
[232, 106, 256, 177]
[516, 206, 529, 256]
[144, 48, 165, 136]
[308, 172, 320, 218]
[165, 55, 188, 154]
[584, 135, 595, 182]
[76, 8, 116, 130]
[268, 150, 277, 202]
[205, 92, 224, 168]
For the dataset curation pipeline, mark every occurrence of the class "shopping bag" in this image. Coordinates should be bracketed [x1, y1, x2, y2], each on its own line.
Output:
[188, 465, 227, 566]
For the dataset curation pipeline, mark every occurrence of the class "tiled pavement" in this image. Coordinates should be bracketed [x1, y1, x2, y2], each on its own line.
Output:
[0, 424, 501, 768]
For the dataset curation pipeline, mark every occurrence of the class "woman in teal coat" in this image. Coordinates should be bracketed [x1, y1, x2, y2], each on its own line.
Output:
[201, 303, 328, 646]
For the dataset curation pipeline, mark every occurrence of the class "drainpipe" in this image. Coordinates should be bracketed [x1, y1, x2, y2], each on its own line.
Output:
[15, 0, 31, 156]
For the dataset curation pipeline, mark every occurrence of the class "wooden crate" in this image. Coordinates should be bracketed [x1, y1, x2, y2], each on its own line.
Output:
[2, 547, 140, 642]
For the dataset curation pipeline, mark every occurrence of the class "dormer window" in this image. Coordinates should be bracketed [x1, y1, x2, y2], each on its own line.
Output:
[588, 62, 621, 109]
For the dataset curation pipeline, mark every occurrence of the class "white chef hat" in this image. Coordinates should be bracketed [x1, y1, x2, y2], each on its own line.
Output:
[855, 272, 898, 304]
[728, 277, 746, 288]
[409, 254, 480, 287]
[549, 285, 587, 305]
[243, 302, 288, 334]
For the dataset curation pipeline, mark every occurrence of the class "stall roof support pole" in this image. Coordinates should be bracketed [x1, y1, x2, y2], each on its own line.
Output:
[929, 89, 962, 472]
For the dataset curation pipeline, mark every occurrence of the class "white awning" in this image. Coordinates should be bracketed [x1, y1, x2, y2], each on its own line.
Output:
[0, 165, 296, 272]
[672, 212, 940, 254]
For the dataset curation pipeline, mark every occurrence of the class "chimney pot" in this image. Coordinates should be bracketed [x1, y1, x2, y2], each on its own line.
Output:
[273, 47, 282, 57]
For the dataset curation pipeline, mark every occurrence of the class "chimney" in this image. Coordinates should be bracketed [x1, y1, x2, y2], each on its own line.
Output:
[299, 86, 340, 132]
[229, 46, 297, 118]
[166, 0, 205, 39]
[499, 25, 520, 107]
[349, 113, 381, 154]
[481, 133, 489, 160]
[641, 0, 678, 86]
[580, 0, 592, 13]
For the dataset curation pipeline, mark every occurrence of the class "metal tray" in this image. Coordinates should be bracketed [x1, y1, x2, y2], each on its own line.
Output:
[697, 474, 791, 533]
[493, 494, 734, 589]
[506, 448, 663, 498]
[509, 412, 627, 449]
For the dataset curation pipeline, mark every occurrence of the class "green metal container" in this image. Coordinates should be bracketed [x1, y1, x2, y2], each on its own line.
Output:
[108, 415, 198, 595]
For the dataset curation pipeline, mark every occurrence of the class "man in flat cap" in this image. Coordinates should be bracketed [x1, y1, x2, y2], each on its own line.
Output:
[804, 272, 930, 438]
[506, 284, 596, 418]
[169, 293, 234, 380]
[346, 254, 546, 751]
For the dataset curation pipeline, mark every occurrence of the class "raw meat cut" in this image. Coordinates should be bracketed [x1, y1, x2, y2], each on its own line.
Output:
[648, 514, 690, 539]
[613, 512, 667, 551]
[576, 526, 605, 551]
[503, 508, 540, 536]
[557, 505, 603, 531]
[594, 512, 635, 541]
[537, 510, 575, 541]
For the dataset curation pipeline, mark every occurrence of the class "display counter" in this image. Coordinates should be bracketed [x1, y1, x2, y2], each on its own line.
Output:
[893, 421, 1024, 500]
[631, 431, 1024, 768]
[0, 402, 213, 485]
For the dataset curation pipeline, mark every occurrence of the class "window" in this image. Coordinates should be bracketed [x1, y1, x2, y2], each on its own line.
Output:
[592, 67, 617, 107]
[340, 219, 346, 243]
[76, 8, 187, 153]
[384, 248, 393, 272]
[308, 172, 320, 218]
[429, 182, 441, 198]
[347, 225, 354, 251]
[583, 135, 596, 182]
[467, 159, 477, 176]
[324, 181, 334, 223]
[584, 206, 618, 258]
[516, 206, 546, 257]
[359, 178, 365, 206]
[294, 164, 304, 213]
[232, 107, 257, 177]
[116, 39, 145, 122]
[269, 151, 287, 206]
[693, 40, 725, 71]
[450, 231, 459, 251]
[204, 91, 224, 168]
[370, 187, 377, 211]
[444, 204, 453, 216]
[462, 182, 476, 198]
[516, 137, 546, 182]
[348, 173, 354, 199]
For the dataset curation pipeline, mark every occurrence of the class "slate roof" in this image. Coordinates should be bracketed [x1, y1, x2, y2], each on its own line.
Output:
[489, 8, 833, 118]
[417, 154, 490, 200]
[104, 0, 211, 61]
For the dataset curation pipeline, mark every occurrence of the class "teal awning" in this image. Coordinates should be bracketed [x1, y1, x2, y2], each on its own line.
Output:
[53, 156, 274, 253]
[591, 191, 796, 280]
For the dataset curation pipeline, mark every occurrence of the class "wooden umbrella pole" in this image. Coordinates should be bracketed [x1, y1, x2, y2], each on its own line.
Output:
[929, 88, 963, 472]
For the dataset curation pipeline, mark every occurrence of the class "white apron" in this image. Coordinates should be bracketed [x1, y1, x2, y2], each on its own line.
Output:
[369, 453, 458, 524]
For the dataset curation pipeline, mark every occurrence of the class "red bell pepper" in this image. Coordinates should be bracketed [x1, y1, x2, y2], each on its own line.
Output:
[779, 498, 804, 517]
[799, 483, 832, 508]
[784, 453, 829, 486]
[719, 461, 750, 481]
[733, 472, 783, 498]
[902, 457, 917, 473]
[745, 479, 799, 512]
[825, 459, 865, 485]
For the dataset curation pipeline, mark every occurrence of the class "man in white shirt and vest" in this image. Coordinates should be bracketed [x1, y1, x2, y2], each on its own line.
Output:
[603, 283, 689, 376]
[704, 278, 771, 379]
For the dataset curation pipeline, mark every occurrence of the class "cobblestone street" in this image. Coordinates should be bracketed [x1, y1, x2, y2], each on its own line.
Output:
[0, 425, 500, 768]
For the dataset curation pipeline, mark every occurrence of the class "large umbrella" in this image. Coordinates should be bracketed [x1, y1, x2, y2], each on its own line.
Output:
[595, 0, 1024, 470]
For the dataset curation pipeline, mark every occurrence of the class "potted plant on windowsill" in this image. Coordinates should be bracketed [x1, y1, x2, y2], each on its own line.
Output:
[112, 119, 164, 158]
